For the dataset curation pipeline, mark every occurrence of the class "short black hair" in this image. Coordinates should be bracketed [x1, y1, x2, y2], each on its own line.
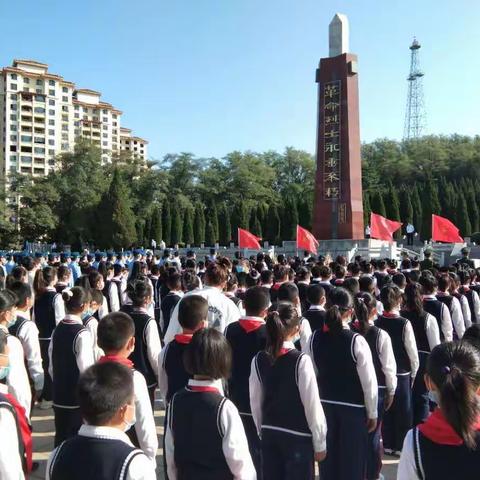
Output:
[78, 363, 133, 426]
[243, 286, 270, 316]
[97, 312, 135, 352]
[0, 289, 17, 313]
[90, 289, 104, 305]
[184, 328, 232, 379]
[277, 282, 299, 302]
[9, 281, 32, 308]
[307, 284, 325, 305]
[0, 329, 7, 354]
[178, 295, 209, 330]
[464, 325, 480, 352]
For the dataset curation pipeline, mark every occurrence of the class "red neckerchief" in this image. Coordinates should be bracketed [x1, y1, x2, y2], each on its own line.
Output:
[4, 393, 32, 473]
[98, 355, 134, 369]
[272, 283, 282, 291]
[352, 319, 360, 330]
[382, 311, 399, 318]
[334, 279, 344, 285]
[419, 408, 480, 446]
[278, 347, 292, 356]
[323, 324, 330, 332]
[239, 319, 264, 333]
[175, 334, 194, 345]
[188, 386, 220, 393]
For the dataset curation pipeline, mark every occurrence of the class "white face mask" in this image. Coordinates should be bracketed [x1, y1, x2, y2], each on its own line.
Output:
[428, 390, 439, 405]
[122, 404, 136, 432]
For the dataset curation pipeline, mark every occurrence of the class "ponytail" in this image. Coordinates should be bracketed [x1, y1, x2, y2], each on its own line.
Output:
[62, 287, 91, 314]
[326, 287, 353, 334]
[33, 266, 57, 295]
[427, 342, 480, 449]
[265, 302, 299, 359]
[354, 292, 376, 335]
[325, 305, 344, 334]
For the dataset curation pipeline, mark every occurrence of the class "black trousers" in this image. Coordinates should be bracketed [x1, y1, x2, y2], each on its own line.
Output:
[382, 374, 412, 452]
[262, 428, 314, 480]
[54, 406, 82, 447]
[320, 402, 368, 480]
[407, 233, 414, 245]
[412, 352, 430, 425]
[366, 389, 385, 480]
[241, 415, 262, 480]
[39, 339, 52, 401]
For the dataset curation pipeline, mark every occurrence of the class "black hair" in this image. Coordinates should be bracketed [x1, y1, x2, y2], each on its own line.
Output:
[354, 292, 377, 335]
[88, 270, 104, 290]
[359, 275, 375, 294]
[90, 289, 104, 306]
[273, 265, 289, 282]
[392, 272, 407, 290]
[463, 325, 480, 352]
[97, 312, 135, 352]
[6, 266, 27, 289]
[243, 286, 270, 316]
[277, 282, 299, 303]
[184, 328, 232, 379]
[8, 281, 32, 308]
[307, 284, 325, 305]
[403, 283, 425, 317]
[178, 295, 209, 330]
[34, 266, 57, 295]
[438, 274, 451, 292]
[319, 265, 332, 279]
[419, 274, 438, 295]
[427, 342, 480, 449]
[57, 265, 71, 282]
[166, 268, 182, 291]
[334, 265, 346, 279]
[343, 277, 360, 296]
[113, 263, 123, 277]
[182, 270, 200, 292]
[78, 362, 134, 426]
[260, 270, 273, 284]
[128, 261, 143, 283]
[265, 302, 300, 358]
[380, 284, 403, 312]
[62, 287, 91, 313]
[325, 287, 353, 334]
[0, 329, 7, 354]
[0, 289, 17, 313]
[127, 279, 152, 307]
[204, 259, 230, 287]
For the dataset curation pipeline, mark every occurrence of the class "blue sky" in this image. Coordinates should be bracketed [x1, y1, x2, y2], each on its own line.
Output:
[2, 0, 478, 159]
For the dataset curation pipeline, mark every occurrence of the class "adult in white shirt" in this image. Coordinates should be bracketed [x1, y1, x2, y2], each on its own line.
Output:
[164, 260, 241, 343]
[406, 223, 415, 246]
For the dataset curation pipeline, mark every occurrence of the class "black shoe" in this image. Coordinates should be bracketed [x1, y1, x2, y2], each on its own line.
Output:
[31, 462, 40, 472]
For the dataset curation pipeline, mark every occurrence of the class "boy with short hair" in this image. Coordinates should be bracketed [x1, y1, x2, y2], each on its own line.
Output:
[82, 288, 104, 360]
[97, 312, 158, 468]
[304, 284, 327, 332]
[46, 362, 156, 479]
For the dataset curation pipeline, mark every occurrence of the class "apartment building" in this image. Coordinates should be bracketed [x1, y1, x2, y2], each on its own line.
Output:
[0, 59, 148, 179]
[120, 127, 148, 161]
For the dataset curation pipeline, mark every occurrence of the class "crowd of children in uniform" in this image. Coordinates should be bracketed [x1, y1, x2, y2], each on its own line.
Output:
[1, 247, 480, 479]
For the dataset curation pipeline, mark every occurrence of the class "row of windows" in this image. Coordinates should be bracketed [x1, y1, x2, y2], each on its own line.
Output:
[10, 74, 62, 88]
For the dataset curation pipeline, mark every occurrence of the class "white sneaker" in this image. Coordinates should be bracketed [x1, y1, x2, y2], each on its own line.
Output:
[377, 475, 385, 480]
[38, 400, 53, 410]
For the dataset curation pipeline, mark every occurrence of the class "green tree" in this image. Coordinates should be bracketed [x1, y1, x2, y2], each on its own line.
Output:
[171, 203, 183, 245]
[218, 204, 232, 245]
[421, 177, 441, 240]
[183, 207, 194, 246]
[208, 203, 219, 244]
[143, 213, 152, 246]
[205, 219, 216, 246]
[399, 188, 413, 224]
[385, 184, 401, 239]
[410, 185, 423, 238]
[162, 202, 172, 245]
[363, 192, 371, 227]
[457, 191, 472, 237]
[231, 201, 250, 233]
[282, 197, 299, 241]
[193, 203, 206, 245]
[150, 206, 162, 245]
[370, 191, 386, 218]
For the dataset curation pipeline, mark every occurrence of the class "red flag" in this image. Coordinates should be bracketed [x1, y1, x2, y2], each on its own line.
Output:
[432, 214, 464, 243]
[296, 225, 319, 253]
[238, 228, 262, 249]
[370, 213, 402, 241]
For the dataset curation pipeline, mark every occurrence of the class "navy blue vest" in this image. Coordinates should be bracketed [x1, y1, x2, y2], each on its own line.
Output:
[255, 349, 311, 434]
[111, 279, 123, 308]
[304, 308, 326, 332]
[102, 280, 112, 312]
[55, 284, 68, 294]
[353, 325, 386, 388]
[163, 339, 191, 403]
[170, 388, 233, 480]
[401, 310, 430, 353]
[52, 321, 85, 407]
[460, 288, 478, 323]
[311, 329, 365, 406]
[225, 322, 267, 415]
[50, 435, 142, 480]
[34, 290, 58, 339]
[127, 310, 157, 388]
[423, 298, 445, 339]
[8, 316, 29, 339]
[413, 427, 480, 480]
[376, 315, 411, 374]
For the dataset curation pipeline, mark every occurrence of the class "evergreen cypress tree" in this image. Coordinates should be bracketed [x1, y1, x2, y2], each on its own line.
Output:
[465, 184, 480, 233]
[193, 203, 206, 245]
[183, 207, 194, 245]
[282, 197, 298, 241]
[218, 204, 232, 245]
[251, 208, 262, 237]
[457, 191, 472, 237]
[370, 191, 386, 218]
[150, 206, 162, 245]
[363, 191, 371, 227]
[209, 203, 219, 244]
[231, 201, 249, 232]
[298, 198, 312, 230]
[410, 185, 423, 238]
[421, 178, 441, 240]
[385, 184, 402, 239]
[266, 204, 281, 245]
[162, 202, 172, 246]
[143, 213, 152, 246]
[399, 188, 413, 224]
[171, 203, 183, 245]
[205, 219, 215, 246]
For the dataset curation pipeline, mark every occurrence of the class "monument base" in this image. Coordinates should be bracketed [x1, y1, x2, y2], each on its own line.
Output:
[316, 239, 398, 261]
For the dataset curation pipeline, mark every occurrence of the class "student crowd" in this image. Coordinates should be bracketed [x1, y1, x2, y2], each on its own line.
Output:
[0, 246, 480, 480]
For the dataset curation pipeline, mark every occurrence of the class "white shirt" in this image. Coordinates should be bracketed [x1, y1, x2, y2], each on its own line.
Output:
[98, 295, 109, 320]
[165, 286, 241, 344]
[0, 384, 25, 480]
[372, 325, 398, 396]
[423, 312, 441, 351]
[299, 317, 312, 352]
[423, 295, 453, 341]
[108, 280, 121, 313]
[470, 289, 480, 323]
[13, 312, 44, 392]
[83, 315, 104, 362]
[165, 379, 256, 480]
[1, 325, 32, 420]
[307, 328, 379, 419]
[436, 292, 465, 339]
[46, 424, 156, 480]
[250, 341, 328, 452]
[397, 429, 421, 480]
[48, 314, 95, 396]
[458, 293, 472, 329]
[132, 370, 158, 468]
[406, 224, 415, 234]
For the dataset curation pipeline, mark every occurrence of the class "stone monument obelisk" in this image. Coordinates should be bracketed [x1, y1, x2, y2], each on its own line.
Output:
[312, 13, 364, 240]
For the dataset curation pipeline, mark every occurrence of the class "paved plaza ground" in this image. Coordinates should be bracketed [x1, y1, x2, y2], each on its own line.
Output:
[30, 396, 399, 480]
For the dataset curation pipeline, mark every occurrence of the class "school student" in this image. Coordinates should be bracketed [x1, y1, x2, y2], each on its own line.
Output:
[33, 266, 65, 408]
[121, 279, 161, 406]
[225, 286, 269, 477]
[8, 281, 44, 404]
[55, 265, 71, 294]
[458, 270, 480, 324]
[159, 295, 208, 404]
[308, 288, 377, 480]
[161, 269, 184, 337]
[97, 312, 158, 468]
[0, 290, 32, 421]
[81, 289, 104, 361]
[352, 292, 397, 480]
[398, 341, 480, 479]
[165, 328, 256, 479]
[450, 273, 472, 329]
[0, 330, 32, 479]
[251, 302, 327, 480]
[436, 274, 465, 338]
[109, 263, 124, 313]
[303, 284, 327, 332]
[401, 283, 441, 425]
[376, 285, 419, 456]
[46, 362, 156, 480]
[88, 271, 109, 320]
[48, 287, 95, 446]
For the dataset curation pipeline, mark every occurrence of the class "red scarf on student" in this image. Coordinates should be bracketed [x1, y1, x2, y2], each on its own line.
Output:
[239, 319, 264, 333]
[4, 392, 32, 473]
[98, 355, 134, 369]
[419, 408, 480, 446]
[174, 334, 194, 345]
